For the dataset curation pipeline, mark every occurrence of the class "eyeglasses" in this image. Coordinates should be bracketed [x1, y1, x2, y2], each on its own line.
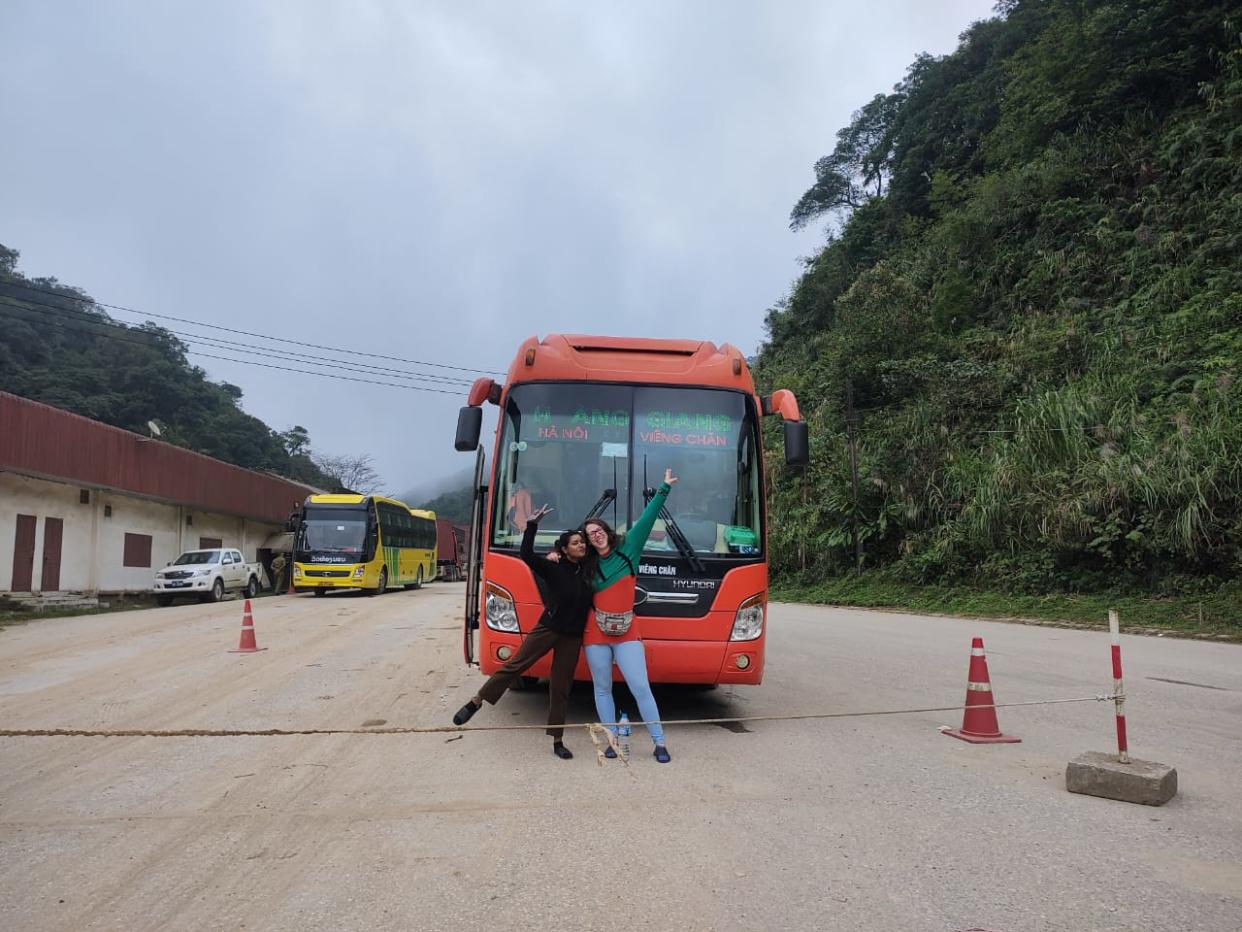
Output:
[586, 529, 607, 539]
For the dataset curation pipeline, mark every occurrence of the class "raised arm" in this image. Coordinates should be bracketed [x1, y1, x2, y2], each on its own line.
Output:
[520, 506, 557, 582]
[621, 476, 674, 564]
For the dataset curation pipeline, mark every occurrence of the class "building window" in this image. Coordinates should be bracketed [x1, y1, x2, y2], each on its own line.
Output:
[199, 537, 223, 550]
[123, 533, 153, 568]
[79, 489, 91, 504]
[186, 514, 194, 526]
[104, 505, 113, 518]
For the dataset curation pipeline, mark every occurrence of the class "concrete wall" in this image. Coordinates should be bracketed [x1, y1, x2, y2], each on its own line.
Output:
[1, 471, 282, 594]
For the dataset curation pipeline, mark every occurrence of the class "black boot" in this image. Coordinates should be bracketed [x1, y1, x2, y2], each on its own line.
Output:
[453, 698, 481, 726]
[552, 741, 573, 760]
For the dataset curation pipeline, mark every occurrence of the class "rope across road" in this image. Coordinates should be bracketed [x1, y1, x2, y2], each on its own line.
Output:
[0, 694, 1117, 739]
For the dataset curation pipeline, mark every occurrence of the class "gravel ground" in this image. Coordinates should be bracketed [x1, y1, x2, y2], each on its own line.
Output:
[1, 586, 1239, 931]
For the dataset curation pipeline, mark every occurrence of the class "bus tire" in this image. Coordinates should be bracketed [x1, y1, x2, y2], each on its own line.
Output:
[368, 567, 388, 597]
[413, 567, 424, 590]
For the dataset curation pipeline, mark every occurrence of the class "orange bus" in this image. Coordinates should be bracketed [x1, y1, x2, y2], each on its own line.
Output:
[453, 334, 808, 686]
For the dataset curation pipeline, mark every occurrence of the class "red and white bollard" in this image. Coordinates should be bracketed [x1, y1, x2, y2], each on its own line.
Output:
[1109, 608, 1129, 764]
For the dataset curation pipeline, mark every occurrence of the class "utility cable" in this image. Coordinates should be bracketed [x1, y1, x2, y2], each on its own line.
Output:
[0, 297, 475, 387]
[0, 278, 502, 376]
[0, 298, 462, 395]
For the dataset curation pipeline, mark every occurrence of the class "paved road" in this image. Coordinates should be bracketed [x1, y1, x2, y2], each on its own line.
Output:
[1, 587, 1239, 931]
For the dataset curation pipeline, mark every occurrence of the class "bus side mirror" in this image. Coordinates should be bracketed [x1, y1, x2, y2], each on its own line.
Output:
[784, 420, 809, 466]
[455, 406, 483, 451]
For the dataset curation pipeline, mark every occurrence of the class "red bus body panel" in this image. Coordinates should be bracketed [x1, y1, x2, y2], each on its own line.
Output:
[470, 333, 784, 686]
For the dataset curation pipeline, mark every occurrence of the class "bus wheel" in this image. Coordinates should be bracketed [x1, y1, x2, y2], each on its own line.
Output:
[370, 568, 388, 596]
[413, 567, 424, 590]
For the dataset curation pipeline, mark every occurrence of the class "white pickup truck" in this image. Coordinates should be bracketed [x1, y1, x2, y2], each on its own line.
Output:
[152, 548, 262, 606]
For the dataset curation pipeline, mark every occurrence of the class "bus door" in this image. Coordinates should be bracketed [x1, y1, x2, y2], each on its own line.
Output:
[463, 445, 487, 665]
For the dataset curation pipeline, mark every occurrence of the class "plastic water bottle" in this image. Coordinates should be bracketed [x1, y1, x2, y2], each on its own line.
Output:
[618, 712, 631, 762]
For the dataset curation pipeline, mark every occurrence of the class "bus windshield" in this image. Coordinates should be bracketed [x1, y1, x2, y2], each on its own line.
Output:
[491, 383, 762, 556]
[298, 506, 370, 556]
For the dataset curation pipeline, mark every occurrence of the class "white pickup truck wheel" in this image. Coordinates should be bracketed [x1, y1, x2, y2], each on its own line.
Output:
[205, 578, 225, 603]
[245, 576, 259, 599]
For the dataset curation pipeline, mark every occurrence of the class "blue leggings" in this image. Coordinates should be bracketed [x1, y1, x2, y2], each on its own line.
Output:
[584, 640, 665, 746]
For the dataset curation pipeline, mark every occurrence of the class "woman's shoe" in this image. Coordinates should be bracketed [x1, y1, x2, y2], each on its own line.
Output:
[653, 745, 671, 763]
[452, 699, 480, 726]
[603, 746, 618, 759]
[553, 741, 573, 760]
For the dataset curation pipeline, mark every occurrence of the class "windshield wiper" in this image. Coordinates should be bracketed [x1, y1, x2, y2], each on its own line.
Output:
[644, 487, 705, 574]
[583, 488, 616, 522]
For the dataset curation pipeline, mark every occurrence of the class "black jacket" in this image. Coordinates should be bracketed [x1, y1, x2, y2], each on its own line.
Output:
[521, 520, 592, 637]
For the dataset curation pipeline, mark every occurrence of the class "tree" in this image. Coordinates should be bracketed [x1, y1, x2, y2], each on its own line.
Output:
[789, 92, 902, 230]
[279, 425, 311, 457]
[316, 453, 383, 494]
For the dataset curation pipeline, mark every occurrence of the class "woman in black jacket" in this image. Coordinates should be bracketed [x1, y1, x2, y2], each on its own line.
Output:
[452, 505, 595, 759]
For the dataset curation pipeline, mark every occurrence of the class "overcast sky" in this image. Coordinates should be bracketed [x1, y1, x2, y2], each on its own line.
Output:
[1, 0, 996, 498]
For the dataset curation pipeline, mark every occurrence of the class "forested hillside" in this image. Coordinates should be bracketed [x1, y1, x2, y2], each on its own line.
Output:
[0, 245, 335, 488]
[758, 0, 1242, 597]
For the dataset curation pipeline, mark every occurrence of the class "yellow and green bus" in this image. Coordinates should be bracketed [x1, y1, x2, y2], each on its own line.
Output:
[292, 494, 438, 596]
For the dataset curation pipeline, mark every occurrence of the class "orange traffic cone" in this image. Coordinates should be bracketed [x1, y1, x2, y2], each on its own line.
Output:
[228, 599, 268, 653]
[942, 637, 1019, 743]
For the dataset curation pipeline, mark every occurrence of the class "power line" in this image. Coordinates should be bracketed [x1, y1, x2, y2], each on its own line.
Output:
[0, 298, 464, 395]
[0, 294, 475, 387]
[0, 278, 503, 377]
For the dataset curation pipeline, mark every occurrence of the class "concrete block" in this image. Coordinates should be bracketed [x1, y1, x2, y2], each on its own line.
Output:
[1066, 751, 1177, 806]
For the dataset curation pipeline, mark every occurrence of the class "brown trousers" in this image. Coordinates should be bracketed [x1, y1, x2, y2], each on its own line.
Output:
[475, 624, 582, 740]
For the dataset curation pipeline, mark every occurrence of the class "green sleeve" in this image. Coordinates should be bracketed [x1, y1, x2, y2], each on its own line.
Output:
[621, 482, 671, 563]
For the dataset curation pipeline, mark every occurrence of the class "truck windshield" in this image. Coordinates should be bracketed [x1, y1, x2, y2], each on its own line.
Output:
[491, 383, 762, 556]
[174, 551, 220, 565]
[298, 506, 369, 554]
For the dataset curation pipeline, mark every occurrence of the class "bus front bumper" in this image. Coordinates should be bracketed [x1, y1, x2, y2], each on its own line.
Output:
[479, 633, 764, 686]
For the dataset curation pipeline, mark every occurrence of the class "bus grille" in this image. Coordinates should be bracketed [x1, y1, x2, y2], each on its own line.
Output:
[304, 570, 352, 578]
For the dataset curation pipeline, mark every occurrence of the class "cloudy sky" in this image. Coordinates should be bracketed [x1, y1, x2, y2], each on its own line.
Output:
[1, 0, 996, 498]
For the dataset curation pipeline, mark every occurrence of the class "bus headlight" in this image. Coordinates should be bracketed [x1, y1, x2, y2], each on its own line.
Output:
[293, 566, 302, 578]
[484, 583, 519, 633]
[730, 594, 765, 641]
[352, 566, 365, 578]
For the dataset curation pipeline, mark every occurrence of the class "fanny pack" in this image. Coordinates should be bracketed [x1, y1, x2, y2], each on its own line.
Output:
[595, 610, 634, 636]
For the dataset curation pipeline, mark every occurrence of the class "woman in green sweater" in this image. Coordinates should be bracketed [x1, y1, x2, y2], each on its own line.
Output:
[581, 468, 677, 763]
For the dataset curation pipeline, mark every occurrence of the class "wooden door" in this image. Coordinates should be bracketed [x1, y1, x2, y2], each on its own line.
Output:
[11, 514, 37, 591]
[40, 517, 64, 592]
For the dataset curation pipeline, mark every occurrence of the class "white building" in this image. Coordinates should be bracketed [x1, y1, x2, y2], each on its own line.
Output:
[1, 391, 316, 595]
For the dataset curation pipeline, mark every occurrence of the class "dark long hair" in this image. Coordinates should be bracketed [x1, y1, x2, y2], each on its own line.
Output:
[554, 527, 598, 577]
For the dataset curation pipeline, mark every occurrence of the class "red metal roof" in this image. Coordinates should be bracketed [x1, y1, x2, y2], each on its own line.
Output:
[0, 391, 318, 525]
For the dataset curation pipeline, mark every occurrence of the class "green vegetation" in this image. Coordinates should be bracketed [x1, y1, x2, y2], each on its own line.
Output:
[0, 245, 336, 487]
[759, 0, 1241, 618]
[772, 574, 1242, 638]
[417, 483, 474, 524]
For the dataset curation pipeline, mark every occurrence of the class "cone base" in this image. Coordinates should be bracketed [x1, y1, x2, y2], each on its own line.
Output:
[943, 728, 1021, 744]
[227, 647, 268, 653]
